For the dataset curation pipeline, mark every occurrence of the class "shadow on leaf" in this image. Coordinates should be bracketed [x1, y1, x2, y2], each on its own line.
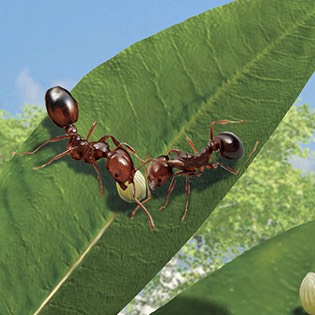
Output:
[152, 296, 231, 315]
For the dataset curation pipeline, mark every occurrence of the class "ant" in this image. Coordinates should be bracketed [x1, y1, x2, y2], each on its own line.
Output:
[13, 86, 155, 231]
[132, 120, 258, 222]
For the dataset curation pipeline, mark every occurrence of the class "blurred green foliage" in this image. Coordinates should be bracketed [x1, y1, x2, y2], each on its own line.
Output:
[0, 105, 45, 172]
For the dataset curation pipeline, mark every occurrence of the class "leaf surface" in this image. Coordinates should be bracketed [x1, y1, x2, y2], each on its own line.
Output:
[1, 0, 315, 314]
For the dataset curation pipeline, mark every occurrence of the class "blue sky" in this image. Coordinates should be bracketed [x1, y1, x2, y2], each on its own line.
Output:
[1, 1, 314, 114]
[1, 0, 234, 114]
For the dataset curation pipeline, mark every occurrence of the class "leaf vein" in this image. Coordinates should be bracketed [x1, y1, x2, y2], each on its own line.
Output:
[117, 65, 138, 120]
[139, 54, 168, 111]
[34, 213, 118, 315]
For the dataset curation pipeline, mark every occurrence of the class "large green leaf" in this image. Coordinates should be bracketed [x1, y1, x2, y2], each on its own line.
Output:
[1, 0, 315, 314]
[153, 220, 315, 315]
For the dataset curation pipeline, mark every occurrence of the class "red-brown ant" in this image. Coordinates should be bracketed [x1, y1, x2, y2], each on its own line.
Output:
[132, 120, 258, 222]
[13, 86, 155, 230]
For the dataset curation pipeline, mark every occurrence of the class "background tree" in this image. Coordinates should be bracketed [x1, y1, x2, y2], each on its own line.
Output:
[0, 105, 44, 173]
[121, 104, 315, 314]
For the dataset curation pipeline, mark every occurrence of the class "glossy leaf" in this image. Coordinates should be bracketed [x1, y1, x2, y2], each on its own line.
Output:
[153, 220, 315, 315]
[1, 0, 315, 314]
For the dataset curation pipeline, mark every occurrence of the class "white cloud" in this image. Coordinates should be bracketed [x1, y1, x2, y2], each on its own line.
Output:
[290, 155, 315, 175]
[16, 69, 43, 106]
[51, 79, 77, 91]
[16, 69, 77, 108]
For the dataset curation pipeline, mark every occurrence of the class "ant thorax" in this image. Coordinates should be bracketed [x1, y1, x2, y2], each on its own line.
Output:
[208, 139, 221, 153]
[92, 142, 110, 159]
[67, 137, 89, 161]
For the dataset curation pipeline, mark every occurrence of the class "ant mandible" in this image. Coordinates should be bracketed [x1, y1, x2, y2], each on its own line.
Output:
[13, 86, 155, 230]
[132, 120, 258, 222]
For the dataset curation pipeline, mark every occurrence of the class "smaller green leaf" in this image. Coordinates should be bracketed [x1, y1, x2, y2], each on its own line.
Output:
[153, 220, 315, 315]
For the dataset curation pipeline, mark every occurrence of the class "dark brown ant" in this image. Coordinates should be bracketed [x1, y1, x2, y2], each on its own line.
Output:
[132, 120, 258, 222]
[13, 86, 155, 230]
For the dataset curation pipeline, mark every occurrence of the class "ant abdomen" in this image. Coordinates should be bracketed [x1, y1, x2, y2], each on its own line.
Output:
[215, 132, 244, 160]
[45, 86, 78, 128]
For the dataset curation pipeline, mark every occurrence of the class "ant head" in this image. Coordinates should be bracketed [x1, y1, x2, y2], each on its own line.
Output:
[45, 86, 78, 128]
[214, 132, 244, 160]
[106, 148, 135, 188]
[147, 155, 173, 190]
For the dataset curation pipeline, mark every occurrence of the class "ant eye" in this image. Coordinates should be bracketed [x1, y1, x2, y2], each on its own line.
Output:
[114, 172, 119, 178]
[157, 178, 162, 183]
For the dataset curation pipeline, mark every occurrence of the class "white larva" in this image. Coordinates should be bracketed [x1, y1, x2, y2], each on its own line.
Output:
[300, 272, 315, 315]
[116, 170, 147, 202]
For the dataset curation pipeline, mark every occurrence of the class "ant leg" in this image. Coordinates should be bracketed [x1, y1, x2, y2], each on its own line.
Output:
[99, 134, 146, 162]
[206, 161, 238, 174]
[99, 134, 150, 162]
[92, 159, 103, 197]
[131, 187, 151, 219]
[99, 133, 150, 167]
[99, 134, 120, 147]
[160, 170, 196, 213]
[99, 133, 151, 166]
[102, 135, 151, 166]
[185, 136, 198, 153]
[210, 120, 245, 140]
[12, 134, 70, 156]
[131, 166, 151, 218]
[86, 121, 97, 141]
[131, 206, 140, 218]
[132, 182, 155, 231]
[165, 148, 181, 156]
[135, 157, 153, 172]
[196, 166, 204, 177]
[159, 170, 184, 211]
[33, 147, 75, 170]
[181, 177, 191, 222]
[120, 142, 149, 164]
[247, 141, 259, 160]
[159, 176, 177, 211]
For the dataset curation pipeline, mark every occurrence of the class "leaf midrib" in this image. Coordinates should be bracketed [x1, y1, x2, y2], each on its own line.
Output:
[34, 213, 118, 315]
